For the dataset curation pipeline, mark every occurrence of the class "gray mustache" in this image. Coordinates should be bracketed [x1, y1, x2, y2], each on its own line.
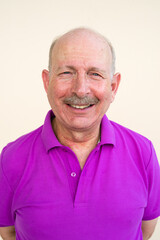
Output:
[64, 95, 99, 105]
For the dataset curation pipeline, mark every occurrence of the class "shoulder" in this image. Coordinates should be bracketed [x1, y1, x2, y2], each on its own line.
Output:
[0, 126, 43, 190]
[1, 126, 43, 158]
[110, 120, 151, 145]
[109, 120, 153, 166]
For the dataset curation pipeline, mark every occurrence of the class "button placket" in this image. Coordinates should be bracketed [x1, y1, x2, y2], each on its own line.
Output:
[61, 148, 82, 202]
[74, 148, 99, 206]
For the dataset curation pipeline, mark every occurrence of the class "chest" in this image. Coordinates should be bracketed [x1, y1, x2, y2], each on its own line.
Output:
[13, 146, 147, 240]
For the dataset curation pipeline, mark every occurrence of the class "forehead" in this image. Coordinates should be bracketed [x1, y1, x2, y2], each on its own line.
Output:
[51, 32, 112, 68]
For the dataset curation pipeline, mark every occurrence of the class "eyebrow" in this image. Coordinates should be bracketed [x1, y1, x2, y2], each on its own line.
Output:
[57, 66, 107, 74]
[88, 67, 106, 74]
[57, 66, 75, 72]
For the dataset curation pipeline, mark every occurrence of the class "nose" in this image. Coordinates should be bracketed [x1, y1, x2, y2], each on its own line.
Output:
[72, 72, 90, 97]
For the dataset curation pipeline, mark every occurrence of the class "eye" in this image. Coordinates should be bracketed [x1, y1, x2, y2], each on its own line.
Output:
[61, 71, 71, 75]
[89, 72, 103, 79]
[92, 72, 101, 77]
[58, 71, 73, 78]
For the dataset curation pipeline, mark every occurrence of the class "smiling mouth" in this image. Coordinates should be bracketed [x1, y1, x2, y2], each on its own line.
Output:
[64, 95, 99, 110]
[67, 104, 94, 109]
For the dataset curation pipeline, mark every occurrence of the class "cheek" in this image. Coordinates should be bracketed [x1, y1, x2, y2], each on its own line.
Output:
[48, 81, 69, 100]
[92, 83, 112, 101]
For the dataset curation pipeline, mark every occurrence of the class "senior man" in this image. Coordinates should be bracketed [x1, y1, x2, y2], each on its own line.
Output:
[0, 28, 160, 240]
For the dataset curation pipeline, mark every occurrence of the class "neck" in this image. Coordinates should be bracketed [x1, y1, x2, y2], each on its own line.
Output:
[52, 118, 100, 146]
[52, 118, 100, 169]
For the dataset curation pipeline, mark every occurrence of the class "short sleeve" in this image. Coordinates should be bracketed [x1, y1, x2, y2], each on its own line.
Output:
[142, 142, 160, 220]
[0, 148, 14, 226]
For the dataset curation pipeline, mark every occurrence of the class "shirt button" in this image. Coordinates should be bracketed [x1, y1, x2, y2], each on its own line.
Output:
[71, 172, 76, 177]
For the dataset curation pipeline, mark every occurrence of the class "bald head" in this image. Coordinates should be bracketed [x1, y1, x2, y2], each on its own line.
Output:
[48, 28, 116, 77]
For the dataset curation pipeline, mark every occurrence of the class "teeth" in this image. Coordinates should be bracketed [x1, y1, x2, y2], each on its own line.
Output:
[70, 104, 90, 109]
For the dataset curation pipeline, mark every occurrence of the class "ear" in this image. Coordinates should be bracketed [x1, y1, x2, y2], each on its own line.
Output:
[42, 69, 50, 93]
[111, 72, 121, 102]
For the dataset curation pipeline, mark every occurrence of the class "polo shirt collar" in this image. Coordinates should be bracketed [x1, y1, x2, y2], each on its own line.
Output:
[41, 110, 62, 152]
[42, 110, 116, 152]
[100, 114, 116, 146]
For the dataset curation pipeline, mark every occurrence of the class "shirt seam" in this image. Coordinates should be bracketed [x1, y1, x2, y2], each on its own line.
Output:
[0, 146, 14, 193]
[144, 140, 156, 216]
[145, 140, 153, 170]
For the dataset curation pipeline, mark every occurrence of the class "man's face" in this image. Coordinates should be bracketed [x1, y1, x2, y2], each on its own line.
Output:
[42, 32, 120, 132]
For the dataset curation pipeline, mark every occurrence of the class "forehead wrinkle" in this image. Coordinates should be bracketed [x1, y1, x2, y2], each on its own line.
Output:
[55, 48, 111, 66]
[58, 46, 106, 61]
[53, 55, 111, 75]
[49, 28, 116, 77]
[51, 33, 112, 75]
[52, 33, 111, 60]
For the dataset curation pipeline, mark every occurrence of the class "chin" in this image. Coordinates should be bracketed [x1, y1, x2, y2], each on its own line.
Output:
[66, 120, 97, 131]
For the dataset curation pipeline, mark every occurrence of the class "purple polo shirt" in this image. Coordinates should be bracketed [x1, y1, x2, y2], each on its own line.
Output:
[0, 110, 160, 240]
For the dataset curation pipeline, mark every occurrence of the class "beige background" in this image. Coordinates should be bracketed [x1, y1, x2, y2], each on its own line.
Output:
[0, 0, 160, 239]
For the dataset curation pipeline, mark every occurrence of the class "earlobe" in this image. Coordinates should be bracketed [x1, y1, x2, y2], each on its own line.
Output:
[111, 72, 121, 102]
[42, 69, 50, 93]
